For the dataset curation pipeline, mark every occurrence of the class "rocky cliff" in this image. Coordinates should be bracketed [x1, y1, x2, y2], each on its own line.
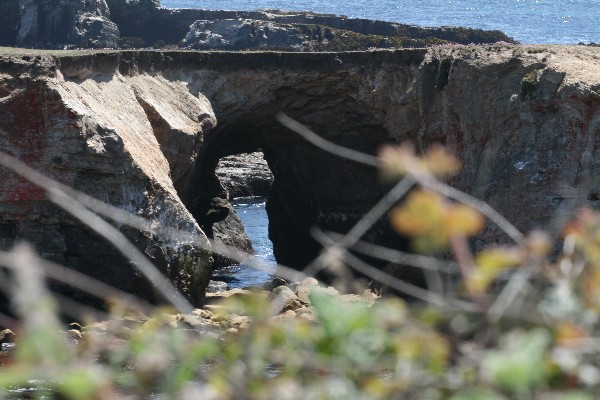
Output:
[0, 49, 214, 307]
[0, 1, 514, 50]
[0, 45, 599, 305]
[16, 0, 119, 49]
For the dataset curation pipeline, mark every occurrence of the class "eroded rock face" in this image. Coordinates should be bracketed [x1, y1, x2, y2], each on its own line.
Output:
[0, 52, 214, 306]
[216, 152, 273, 199]
[169, 47, 600, 276]
[0, 45, 599, 306]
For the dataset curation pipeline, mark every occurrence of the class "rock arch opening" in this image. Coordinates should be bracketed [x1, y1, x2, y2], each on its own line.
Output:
[183, 106, 412, 286]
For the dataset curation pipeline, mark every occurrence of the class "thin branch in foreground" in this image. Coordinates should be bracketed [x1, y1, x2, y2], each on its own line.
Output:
[424, 180, 524, 244]
[341, 252, 479, 312]
[324, 232, 459, 274]
[47, 190, 195, 315]
[0, 151, 310, 300]
[312, 228, 477, 311]
[277, 113, 380, 167]
[209, 240, 309, 284]
[0, 250, 154, 315]
[487, 264, 537, 321]
[52, 293, 113, 323]
[277, 114, 524, 245]
[0, 151, 193, 313]
[303, 176, 415, 278]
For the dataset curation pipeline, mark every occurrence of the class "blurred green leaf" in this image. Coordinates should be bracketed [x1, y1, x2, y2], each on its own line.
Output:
[450, 387, 507, 400]
[482, 329, 551, 395]
[58, 367, 108, 400]
[555, 391, 595, 400]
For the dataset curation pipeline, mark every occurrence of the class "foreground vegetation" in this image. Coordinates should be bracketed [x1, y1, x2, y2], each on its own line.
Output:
[1, 136, 600, 399]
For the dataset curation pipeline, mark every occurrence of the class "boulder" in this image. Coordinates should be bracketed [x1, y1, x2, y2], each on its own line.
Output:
[216, 152, 273, 199]
[71, 13, 120, 49]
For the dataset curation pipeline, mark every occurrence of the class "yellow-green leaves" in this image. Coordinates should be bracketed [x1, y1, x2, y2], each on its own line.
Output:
[564, 208, 600, 311]
[466, 247, 525, 295]
[564, 208, 600, 267]
[379, 143, 460, 181]
[390, 189, 484, 253]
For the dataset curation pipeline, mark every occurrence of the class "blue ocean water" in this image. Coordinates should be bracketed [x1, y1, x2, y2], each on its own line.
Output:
[161, 0, 598, 44]
[222, 197, 275, 289]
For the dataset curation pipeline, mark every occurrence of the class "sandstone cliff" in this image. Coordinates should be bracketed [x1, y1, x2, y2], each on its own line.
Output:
[0, 45, 598, 304]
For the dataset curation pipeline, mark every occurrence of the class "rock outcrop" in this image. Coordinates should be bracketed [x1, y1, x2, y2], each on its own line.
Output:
[180, 19, 309, 51]
[0, 45, 599, 306]
[153, 9, 516, 50]
[179, 18, 467, 51]
[0, 1, 515, 50]
[17, 0, 119, 49]
[0, 51, 214, 307]
[216, 152, 273, 199]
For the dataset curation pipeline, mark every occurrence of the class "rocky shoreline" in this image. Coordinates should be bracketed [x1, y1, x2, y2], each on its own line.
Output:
[0, 279, 377, 362]
[0, 1, 515, 51]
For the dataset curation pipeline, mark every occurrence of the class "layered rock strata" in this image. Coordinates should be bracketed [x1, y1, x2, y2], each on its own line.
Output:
[0, 45, 599, 305]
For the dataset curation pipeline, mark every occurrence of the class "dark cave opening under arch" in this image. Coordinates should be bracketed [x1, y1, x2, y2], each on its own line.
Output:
[179, 108, 420, 288]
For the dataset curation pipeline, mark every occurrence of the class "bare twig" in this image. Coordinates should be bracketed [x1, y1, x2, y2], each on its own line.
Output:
[341, 252, 479, 312]
[0, 151, 309, 301]
[303, 176, 415, 277]
[277, 113, 380, 167]
[424, 180, 524, 244]
[313, 229, 476, 311]
[487, 264, 537, 321]
[0, 250, 153, 314]
[324, 232, 459, 274]
[47, 190, 195, 314]
[52, 293, 112, 322]
[209, 240, 308, 283]
[277, 115, 524, 245]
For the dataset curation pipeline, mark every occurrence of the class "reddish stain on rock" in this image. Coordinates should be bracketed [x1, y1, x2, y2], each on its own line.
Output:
[0, 83, 63, 202]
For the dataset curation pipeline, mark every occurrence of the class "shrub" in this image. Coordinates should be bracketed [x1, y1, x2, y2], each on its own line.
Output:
[1, 122, 600, 399]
